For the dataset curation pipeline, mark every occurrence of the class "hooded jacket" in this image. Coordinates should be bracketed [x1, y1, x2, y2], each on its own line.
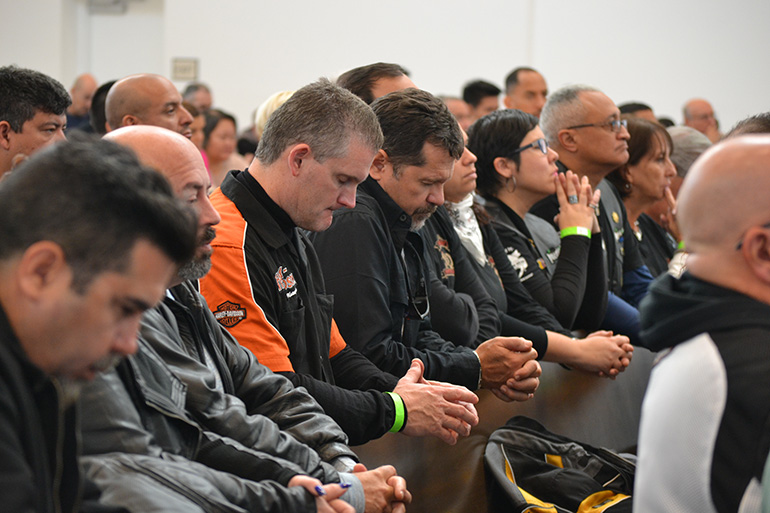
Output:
[635, 272, 770, 513]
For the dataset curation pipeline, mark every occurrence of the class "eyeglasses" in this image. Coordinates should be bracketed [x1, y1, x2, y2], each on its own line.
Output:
[567, 119, 628, 133]
[736, 222, 770, 250]
[511, 138, 549, 155]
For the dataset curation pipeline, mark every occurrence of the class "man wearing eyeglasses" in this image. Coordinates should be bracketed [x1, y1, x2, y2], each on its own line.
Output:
[634, 135, 770, 513]
[533, 85, 653, 345]
[312, 88, 542, 403]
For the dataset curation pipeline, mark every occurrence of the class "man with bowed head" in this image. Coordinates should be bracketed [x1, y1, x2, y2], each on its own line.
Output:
[200, 79, 480, 452]
[0, 138, 198, 512]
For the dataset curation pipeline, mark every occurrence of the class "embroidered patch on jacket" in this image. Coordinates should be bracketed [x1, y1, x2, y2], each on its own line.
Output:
[434, 235, 455, 280]
[274, 265, 297, 292]
[214, 301, 247, 328]
[506, 248, 529, 279]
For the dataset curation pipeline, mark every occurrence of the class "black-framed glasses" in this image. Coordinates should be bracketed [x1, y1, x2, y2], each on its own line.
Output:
[567, 119, 628, 133]
[736, 222, 770, 250]
[511, 138, 549, 155]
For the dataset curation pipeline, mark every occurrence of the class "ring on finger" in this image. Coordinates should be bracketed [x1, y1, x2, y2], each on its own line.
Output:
[567, 194, 579, 204]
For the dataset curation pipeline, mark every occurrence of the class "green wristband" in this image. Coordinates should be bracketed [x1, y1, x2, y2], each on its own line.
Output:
[677, 240, 685, 251]
[560, 226, 591, 238]
[385, 392, 406, 432]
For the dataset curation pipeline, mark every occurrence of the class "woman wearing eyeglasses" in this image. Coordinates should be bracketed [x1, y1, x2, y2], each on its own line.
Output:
[467, 109, 608, 331]
[606, 117, 679, 277]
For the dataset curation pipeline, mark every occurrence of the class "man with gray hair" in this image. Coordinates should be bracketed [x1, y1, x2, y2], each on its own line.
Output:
[200, 79, 479, 455]
[683, 97, 721, 143]
[534, 85, 653, 343]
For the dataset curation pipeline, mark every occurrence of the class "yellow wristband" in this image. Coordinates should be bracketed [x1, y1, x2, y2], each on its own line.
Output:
[560, 226, 591, 238]
[677, 240, 685, 251]
[385, 392, 406, 432]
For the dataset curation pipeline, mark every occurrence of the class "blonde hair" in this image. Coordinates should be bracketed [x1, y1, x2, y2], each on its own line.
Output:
[254, 90, 295, 140]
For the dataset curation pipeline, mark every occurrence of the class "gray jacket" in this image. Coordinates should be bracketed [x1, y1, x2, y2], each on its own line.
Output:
[80, 282, 364, 512]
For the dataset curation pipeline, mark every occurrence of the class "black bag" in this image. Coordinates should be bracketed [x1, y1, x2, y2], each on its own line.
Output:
[484, 416, 635, 512]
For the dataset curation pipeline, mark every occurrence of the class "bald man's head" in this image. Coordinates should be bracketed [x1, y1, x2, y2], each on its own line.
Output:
[106, 74, 193, 138]
[68, 73, 97, 116]
[678, 136, 770, 253]
[105, 126, 220, 284]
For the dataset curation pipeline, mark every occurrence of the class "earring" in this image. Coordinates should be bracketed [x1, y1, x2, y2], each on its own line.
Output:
[624, 182, 632, 192]
[506, 176, 517, 193]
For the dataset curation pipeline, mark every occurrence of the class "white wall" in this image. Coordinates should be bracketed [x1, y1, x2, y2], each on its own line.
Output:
[2, 0, 767, 132]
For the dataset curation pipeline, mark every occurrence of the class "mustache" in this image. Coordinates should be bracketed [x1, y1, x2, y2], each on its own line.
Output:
[413, 205, 438, 218]
[200, 226, 216, 245]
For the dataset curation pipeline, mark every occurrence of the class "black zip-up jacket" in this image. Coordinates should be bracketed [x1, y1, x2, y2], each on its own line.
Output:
[200, 170, 402, 445]
[0, 304, 80, 513]
[311, 177, 481, 390]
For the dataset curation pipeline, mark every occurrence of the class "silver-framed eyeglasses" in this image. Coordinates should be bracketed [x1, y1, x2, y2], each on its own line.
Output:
[511, 138, 549, 155]
[567, 119, 628, 133]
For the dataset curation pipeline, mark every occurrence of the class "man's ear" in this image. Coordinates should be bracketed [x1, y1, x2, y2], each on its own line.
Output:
[16, 241, 70, 301]
[121, 115, 139, 127]
[287, 144, 312, 177]
[0, 121, 14, 150]
[557, 129, 579, 153]
[502, 96, 513, 109]
[368, 149, 390, 181]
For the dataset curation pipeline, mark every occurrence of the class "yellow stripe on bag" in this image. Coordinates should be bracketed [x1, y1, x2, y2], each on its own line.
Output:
[504, 452, 557, 512]
[577, 490, 631, 512]
[545, 454, 564, 468]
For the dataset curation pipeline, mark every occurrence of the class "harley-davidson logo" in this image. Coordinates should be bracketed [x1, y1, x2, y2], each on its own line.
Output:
[214, 301, 247, 328]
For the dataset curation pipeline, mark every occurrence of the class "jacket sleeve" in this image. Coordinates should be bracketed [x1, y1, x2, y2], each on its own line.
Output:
[573, 234, 609, 330]
[281, 367, 396, 446]
[311, 208, 481, 390]
[176, 305, 359, 469]
[82, 452, 317, 513]
[422, 210, 501, 347]
[485, 223, 569, 334]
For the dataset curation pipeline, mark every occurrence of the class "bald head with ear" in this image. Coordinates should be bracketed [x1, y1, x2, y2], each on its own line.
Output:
[678, 135, 770, 299]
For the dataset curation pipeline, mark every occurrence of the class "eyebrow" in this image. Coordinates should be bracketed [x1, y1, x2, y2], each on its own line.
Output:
[120, 297, 154, 313]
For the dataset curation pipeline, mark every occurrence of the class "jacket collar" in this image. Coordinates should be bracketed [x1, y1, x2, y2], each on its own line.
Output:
[359, 176, 413, 252]
[220, 170, 297, 254]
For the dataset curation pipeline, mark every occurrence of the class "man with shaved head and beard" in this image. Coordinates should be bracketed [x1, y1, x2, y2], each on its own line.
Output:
[79, 125, 408, 513]
[635, 136, 770, 513]
[105, 74, 193, 137]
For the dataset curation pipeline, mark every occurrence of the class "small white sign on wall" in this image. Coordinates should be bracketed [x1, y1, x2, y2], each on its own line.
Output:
[172, 58, 198, 82]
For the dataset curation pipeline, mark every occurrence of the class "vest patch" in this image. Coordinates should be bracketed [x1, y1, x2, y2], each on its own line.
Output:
[434, 235, 455, 280]
[214, 301, 247, 328]
[274, 265, 296, 292]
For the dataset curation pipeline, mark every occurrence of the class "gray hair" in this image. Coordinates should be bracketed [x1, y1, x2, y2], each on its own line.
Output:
[255, 78, 383, 165]
[667, 126, 711, 177]
[539, 85, 600, 144]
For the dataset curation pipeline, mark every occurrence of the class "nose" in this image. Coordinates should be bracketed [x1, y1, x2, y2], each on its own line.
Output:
[428, 184, 445, 206]
[114, 320, 140, 356]
[462, 146, 477, 165]
[338, 185, 357, 209]
[547, 146, 559, 163]
[54, 128, 67, 142]
[179, 105, 194, 127]
[618, 123, 630, 140]
[200, 196, 221, 227]
[664, 157, 677, 178]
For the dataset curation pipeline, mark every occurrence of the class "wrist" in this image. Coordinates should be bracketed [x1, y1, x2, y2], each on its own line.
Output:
[473, 350, 483, 390]
[384, 391, 407, 432]
[560, 226, 591, 238]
